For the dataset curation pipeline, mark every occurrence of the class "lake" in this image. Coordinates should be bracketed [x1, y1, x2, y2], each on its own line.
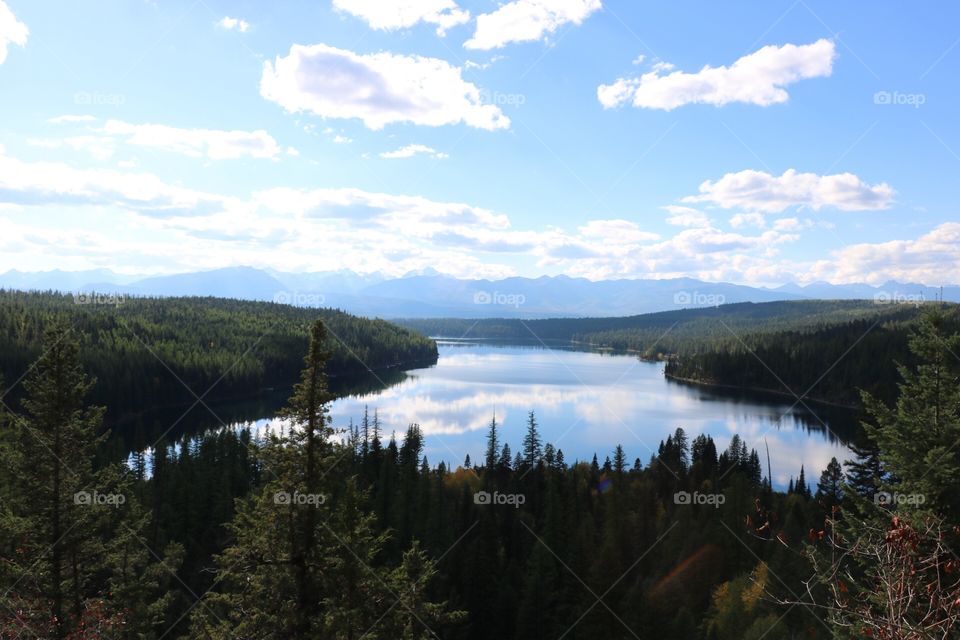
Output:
[128, 339, 855, 488]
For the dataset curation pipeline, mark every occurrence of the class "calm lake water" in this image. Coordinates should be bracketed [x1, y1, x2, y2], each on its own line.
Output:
[126, 339, 856, 488]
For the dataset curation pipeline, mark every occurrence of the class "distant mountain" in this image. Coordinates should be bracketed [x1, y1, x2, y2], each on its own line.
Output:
[1, 267, 958, 318]
[0, 269, 141, 291]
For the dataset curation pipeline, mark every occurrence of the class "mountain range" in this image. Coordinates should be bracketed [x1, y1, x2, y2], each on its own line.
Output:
[1, 267, 956, 318]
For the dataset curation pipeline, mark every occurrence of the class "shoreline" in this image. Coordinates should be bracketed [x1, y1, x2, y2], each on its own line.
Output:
[107, 354, 438, 426]
[662, 373, 861, 411]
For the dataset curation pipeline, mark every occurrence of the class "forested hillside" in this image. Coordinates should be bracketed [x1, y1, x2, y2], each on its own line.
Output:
[0, 290, 437, 420]
[400, 301, 947, 406]
[665, 304, 960, 406]
[398, 300, 923, 355]
[2, 312, 957, 638]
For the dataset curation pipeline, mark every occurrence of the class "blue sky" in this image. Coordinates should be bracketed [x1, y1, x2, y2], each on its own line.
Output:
[0, 0, 957, 285]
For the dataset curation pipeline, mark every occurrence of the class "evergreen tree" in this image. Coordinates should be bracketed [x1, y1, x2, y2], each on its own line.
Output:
[191, 320, 459, 638]
[498, 443, 513, 471]
[521, 410, 542, 469]
[485, 413, 500, 470]
[815, 457, 843, 507]
[843, 437, 883, 497]
[0, 325, 169, 637]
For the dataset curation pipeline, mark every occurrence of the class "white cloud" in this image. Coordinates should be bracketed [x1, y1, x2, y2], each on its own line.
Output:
[333, 0, 469, 36]
[577, 219, 659, 244]
[48, 114, 96, 124]
[465, 0, 602, 50]
[100, 120, 282, 160]
[260, 44, 510, 130]
[27, 136, 116, 161]
[380, 144, 448, 159]
[772, 217, 813, 232]
[663, 205, 710, 227]
[464, 56, 504, 71]
[811, 223, 960, 285]
[333, 135, 352, 144]
[254, 187, 510, 230]
[598, 39, 835, 110]
[729, 212, 766, 229]
[0, 0, 28, 64]
[0, 148, 233, 216]
[684, 169, 894, 213]
[217, 16, 250, 33]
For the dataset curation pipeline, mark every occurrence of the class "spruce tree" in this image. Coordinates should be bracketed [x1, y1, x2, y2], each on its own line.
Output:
[192, 320, 459, 638]
[0, 324, 169, 637]
[484, 413, 499, 470]
[521, 410, 542, 469]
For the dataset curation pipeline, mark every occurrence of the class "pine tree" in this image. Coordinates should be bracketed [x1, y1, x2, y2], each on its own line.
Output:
[612, 445, 626, 479]
[795, 465, 808, 498]
[484, 413, 499, 470]
[808, 311, 960, 635]
[499, 443, 513, 471]
[191, 320, 460, 638]
[843, 437, 882, 497]
[862, 310, 960, 517]
[521, 410, 542, 469]
[0, 324, 168, 637]
[815, 457, 843, 507]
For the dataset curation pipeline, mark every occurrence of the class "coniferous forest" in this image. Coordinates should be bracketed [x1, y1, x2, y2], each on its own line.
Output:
[0, 291, 438, 419]
[1, 307, 959, 638]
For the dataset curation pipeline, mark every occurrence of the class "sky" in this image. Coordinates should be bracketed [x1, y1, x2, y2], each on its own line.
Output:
[0, 0, 958, 285]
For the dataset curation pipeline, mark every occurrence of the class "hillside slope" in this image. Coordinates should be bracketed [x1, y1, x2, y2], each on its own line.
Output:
[0, 291, 437, 419]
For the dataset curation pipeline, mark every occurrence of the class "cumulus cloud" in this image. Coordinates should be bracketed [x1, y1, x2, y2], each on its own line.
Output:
[465, 0, 602, 50]
[253, 187, 511, 231]
[27, 135, 116, 161]
[598, 39, 835, 110]
[663, 205, 710, 227]
[0, 148, 233, 216]
[333, 0, 469, 36]
[217, 16, 250, 32]
[0, 0, 28, 64]
[578, 219, 659, 244]
[380, 144, 449, 159]
[99, 120, 282, 160]
[684, 169, 894, 213]
[772, 217, 813, 231]
[729, 212, 766, 229]
[260, 44, 510, 130]
[811, 223, 960, 285]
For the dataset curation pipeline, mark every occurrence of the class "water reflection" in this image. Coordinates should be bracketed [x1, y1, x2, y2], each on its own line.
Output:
[126, 340, 857, 489]
[325, 340, 856, 488]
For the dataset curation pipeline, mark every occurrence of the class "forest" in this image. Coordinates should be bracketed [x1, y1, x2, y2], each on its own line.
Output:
[0, 290, 437, 421]
[398, 300, 925, 357]
[665, 304, 960, 406]
[402, 301, 952, 406]
[1, 309, 958, 638]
